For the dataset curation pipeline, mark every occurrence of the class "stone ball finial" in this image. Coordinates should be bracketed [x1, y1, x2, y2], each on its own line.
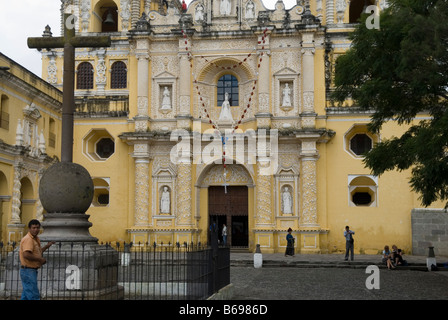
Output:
[39, 162, 94, 213]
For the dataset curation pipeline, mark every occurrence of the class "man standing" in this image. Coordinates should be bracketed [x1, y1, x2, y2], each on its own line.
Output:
[222, 224, 227, 246]
[344, 226, 355, 261]
[19, 219, 55, 300]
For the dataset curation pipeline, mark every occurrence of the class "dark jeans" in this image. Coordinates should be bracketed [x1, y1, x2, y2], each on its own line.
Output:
[345, 240, 354, 261]
[20, 267, 40, 300]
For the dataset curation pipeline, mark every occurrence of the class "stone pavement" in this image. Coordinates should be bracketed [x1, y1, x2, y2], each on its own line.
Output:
[230, 252, 448, 269]
[224, 252, 448, 302]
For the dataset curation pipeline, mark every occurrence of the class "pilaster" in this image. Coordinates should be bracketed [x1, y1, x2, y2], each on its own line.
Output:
[133, 143, 150, 226]
[256, 30, 272, 128]
[255, 158, 273, 227]
[301, 31, 316, 128]
[176, 153, 192, 226]
[135, 37, 150, 132]
[10, 165, 22, 224]
[177, 37, 192, 129]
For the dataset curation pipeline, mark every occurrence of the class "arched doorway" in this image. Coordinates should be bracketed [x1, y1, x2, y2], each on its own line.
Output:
[197, 163, 254, 249]
[209, 185, 248, 247]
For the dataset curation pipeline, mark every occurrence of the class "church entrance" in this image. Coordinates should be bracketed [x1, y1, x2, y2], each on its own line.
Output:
[208, 185, 248, 248]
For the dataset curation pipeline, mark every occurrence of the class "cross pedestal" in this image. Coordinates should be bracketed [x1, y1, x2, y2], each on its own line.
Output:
[12, 14, 125, 299]
[27, 13, 111, 242]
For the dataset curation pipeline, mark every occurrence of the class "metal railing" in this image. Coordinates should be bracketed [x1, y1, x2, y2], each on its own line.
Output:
[0, 241, 230, 300]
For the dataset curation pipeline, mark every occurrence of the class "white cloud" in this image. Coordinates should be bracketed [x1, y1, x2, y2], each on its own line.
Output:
[0, 0, 61, 76]
[0, 0, 297, 78]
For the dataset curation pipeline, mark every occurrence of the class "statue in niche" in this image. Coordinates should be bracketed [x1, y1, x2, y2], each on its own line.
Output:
[282, 186, 293, 214]
[218, 92, 233, 122]
[161, 86, 172, 110]
[160, 186, 171, 214]
[282, 83, 291, 107]
[245, 0, 255, 19]
[220, 0, 231, 16]
[195, 4, 204, 21]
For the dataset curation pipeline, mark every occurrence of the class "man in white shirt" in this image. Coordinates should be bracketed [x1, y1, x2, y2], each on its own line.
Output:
[344, 226, 355, 261]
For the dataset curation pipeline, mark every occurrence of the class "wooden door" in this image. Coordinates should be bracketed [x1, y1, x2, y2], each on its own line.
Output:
[208, 186, 248, 247]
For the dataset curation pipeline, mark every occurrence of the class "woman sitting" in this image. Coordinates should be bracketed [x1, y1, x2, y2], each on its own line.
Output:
[382, 245, 395, 270]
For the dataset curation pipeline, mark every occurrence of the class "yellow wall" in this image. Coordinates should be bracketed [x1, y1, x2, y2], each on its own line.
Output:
[0, 53, 62, 242]
[73, 119, 131, 242]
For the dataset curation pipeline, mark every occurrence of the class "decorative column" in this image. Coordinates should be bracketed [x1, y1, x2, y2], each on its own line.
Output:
[298, 133, 322, 253]
[131, 0, 141, 27]
[176, 152, 192, 226]
[10, 166, 22, 224]
[96, 49, 107, 95]
[121, 0, 132, 31]
[299, 136, 320, 227]
[135, 37, 150, 132]
[177, 35, 192, 129]
[301, 156, 318, 227]
[301, 31, 316, 128]
[80, 0, 90, 33]
[256, 30, 271, 128]
[7, 165, 25, 243]
[326, 0, 335, 25]
[133, 143, 150, 226]
[255, 158, 273, 226]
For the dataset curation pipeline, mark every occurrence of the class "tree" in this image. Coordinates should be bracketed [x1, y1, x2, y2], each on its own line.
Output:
[331, 0, 448, 207]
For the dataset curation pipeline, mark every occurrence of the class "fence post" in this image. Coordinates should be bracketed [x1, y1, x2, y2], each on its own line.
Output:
[210, 222, 219, 294]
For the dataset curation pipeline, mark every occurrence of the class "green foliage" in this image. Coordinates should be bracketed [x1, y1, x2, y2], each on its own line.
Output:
[331, 0, 448, 207]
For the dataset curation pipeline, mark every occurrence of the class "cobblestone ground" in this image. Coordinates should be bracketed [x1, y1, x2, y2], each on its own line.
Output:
[230, 267, 448, 300]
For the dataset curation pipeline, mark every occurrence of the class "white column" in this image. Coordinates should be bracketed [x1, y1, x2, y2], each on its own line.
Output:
[301, 32, 316, 128]
[131, 0, 141, 27]
[135, 38, 150, 132]
[326, 0, 335, 25]
[257, 32, 270, 114]
[178, 38, 191, 117]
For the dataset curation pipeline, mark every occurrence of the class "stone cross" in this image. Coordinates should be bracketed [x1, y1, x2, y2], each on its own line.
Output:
[28, 14, 111, 162]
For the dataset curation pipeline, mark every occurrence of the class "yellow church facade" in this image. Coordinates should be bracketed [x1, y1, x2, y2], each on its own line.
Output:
[1, 0, 445, 255]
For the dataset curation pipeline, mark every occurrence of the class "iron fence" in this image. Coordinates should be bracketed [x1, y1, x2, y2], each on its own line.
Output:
[0, 241, 230, 300]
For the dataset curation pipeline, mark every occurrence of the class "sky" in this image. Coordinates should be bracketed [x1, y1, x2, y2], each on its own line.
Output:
[0, 0, 297, 78]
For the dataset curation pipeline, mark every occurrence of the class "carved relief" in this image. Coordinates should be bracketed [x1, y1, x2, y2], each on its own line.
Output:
[302, 91, 314, 113]
[134, 159, 150, 226]
[96, 51, 107, 92]
[10, 168, 22, 224]
[120, 0, 131, 30]
[301, 159, 318, 226]
[47, 54, 58, 84]
[258, 93, 269, 113]
[256, 162, 272, 225]
[176, 163, 192, 225]
[79, 0, 90, 32]
[336, 0, 348, 24]
[179, 95, 190, 115]
[202, 164, 251, 185]
[137, 96, 148, 116]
